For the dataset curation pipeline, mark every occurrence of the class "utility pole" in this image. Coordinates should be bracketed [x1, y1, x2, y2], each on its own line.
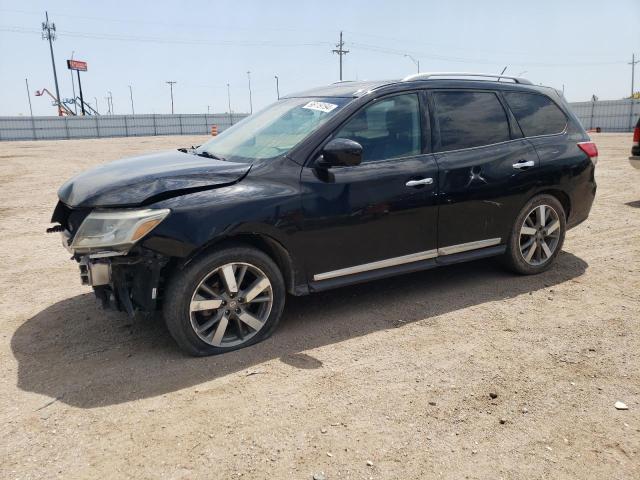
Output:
[128, 85, 135, 115]
[166, 81, 176, 114]
[332, 31, 349, 81]
[107, 91, 114, 114]
[42, 11, 62, 116]
[274, 75, 280, 99]
[25, 78, 34, 117]
[630, 53, 639, 98]
[227, 83, 233, 125]
[207, 105, 211, 115]
[93, 96, 99, 115]
[70, 51, 77, 114]
[247, 71, 253, 115]
[404, 54, 420, 73]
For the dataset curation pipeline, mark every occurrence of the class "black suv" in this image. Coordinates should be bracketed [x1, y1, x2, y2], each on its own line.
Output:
[50, 73, 598, 356]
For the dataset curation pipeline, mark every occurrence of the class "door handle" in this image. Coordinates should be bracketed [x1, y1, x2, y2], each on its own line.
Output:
[512, 160, 535, 169]
[406, 178, 433, 187]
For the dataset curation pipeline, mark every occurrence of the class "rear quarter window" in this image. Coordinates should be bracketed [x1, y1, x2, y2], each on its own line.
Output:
[504, 92, 567, 137]
[433, 91, 511, 151]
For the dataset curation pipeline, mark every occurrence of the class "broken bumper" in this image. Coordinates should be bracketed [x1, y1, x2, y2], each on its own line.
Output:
[75, 249, 169, 317]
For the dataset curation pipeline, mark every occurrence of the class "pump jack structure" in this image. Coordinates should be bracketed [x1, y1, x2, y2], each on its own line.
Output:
[35, 88, 99, 116]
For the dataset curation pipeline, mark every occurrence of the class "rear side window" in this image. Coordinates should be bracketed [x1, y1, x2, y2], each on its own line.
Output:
[433, 91, 511, 151]
[335, 93, 421, 162]
[504, 92, 567, 137]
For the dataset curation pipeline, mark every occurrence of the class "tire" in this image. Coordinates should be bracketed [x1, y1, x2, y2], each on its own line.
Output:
[503, 194, 566, 275]
[163, 246, 286, 356]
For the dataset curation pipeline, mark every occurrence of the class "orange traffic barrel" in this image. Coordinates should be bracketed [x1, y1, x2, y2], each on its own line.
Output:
[211, 125, 218, 136]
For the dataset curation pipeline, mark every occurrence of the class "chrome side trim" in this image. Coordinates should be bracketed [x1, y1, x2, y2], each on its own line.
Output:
[437, 238, 501, 256]
[313, 249, 438, 281]
[313, 238, 503, 282]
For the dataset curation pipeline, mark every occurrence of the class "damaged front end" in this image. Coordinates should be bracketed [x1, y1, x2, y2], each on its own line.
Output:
[49, 201, 171, 317]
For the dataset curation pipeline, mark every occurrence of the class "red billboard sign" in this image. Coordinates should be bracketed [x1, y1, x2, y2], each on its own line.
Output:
[67, 60, 88, 71]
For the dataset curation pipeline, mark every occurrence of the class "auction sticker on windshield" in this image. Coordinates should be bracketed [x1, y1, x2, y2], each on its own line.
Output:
[302, 101, 338, 113]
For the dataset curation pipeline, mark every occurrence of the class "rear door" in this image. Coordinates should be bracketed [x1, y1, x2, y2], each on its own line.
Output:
[430, 89, 540, 254]
[299, 92, 439, 283]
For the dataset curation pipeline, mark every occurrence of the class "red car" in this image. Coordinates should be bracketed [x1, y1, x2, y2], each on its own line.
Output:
[631, 117, 640, 169]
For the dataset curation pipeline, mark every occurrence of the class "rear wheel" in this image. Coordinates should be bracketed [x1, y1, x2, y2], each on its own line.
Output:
[503, 194, 566, 275]
[163, 246, 285, 356]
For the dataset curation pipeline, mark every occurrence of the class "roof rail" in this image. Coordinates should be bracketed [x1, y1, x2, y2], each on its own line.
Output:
[401, 72, 532, 85]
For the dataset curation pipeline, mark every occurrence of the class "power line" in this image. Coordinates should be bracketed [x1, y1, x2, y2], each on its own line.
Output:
[349, 41, 628, 67]
[332, 31, 349, 81]
[1, 24, 629, 68]
[0, 7, 316, 36]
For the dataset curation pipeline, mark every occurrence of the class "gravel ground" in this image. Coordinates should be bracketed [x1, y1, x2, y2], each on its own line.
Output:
[0, 133, 638, 480]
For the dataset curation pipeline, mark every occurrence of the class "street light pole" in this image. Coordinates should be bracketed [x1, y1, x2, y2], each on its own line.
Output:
[404, 54, 420, 73]
[227, 83, 233, 125]
[25, 78, 34, 117]
[128, 85, 135, 115]
[630, 53, 639, 98]
[93, 96, 99, 114]
[247, 71, 253, 115]
[166, 81, 176, 114]
[70, 50, 77, 114]
[274, 75, 280, 100]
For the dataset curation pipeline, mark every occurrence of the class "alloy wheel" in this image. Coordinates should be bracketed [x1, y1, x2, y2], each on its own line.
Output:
[189, 262, 273, 347]
[519, 204, 561, 266]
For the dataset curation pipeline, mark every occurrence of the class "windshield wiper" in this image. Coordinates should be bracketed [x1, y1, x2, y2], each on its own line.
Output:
[196, 150, 227, 161]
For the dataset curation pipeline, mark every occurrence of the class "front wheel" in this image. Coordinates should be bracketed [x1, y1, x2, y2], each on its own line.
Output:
[503, 194, 566, 275]
[163, 246, 286, 356]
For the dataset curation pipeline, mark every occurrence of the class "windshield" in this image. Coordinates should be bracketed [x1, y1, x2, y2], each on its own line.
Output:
[196, 97, 351, 163]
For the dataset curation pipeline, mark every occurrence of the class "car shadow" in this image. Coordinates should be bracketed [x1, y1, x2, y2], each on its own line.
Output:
[12, 251, 587, 409]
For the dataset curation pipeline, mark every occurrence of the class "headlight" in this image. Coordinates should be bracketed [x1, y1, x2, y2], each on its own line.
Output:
[71, 208, 170, 252]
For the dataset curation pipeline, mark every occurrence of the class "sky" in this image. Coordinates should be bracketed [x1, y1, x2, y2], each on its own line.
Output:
[0, 0, 638, 116]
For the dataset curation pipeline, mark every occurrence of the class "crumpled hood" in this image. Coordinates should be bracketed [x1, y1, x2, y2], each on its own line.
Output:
[58, 150, 251, 207]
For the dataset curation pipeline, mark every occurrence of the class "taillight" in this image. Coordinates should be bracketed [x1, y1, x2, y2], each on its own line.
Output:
[633, 126, 640, 143]
[577, 141, 598, 165]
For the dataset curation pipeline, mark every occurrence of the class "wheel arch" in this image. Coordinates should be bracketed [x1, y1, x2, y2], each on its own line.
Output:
[182, 232, 304, 296]
[534, 188, 571, 220]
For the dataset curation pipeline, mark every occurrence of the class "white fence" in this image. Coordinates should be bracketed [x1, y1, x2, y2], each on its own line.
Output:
[0, 113, 248, 141]
[1, 99, 638, 141]
[569, 99, 639, 132]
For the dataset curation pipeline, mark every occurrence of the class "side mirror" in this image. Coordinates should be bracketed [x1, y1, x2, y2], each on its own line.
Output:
[317, 138, 363, 168]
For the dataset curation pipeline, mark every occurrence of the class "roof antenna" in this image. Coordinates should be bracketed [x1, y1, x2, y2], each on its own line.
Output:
[498, 66, 508, 82]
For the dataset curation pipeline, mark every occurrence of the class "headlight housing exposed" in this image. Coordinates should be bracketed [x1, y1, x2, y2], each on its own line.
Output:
[70, 208, 170, 252]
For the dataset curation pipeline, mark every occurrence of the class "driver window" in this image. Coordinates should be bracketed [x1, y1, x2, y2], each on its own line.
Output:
[334, 93, 421, 163]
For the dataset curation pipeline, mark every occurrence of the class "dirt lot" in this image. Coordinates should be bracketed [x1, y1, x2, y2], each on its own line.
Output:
[0, 133, 638, 479]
